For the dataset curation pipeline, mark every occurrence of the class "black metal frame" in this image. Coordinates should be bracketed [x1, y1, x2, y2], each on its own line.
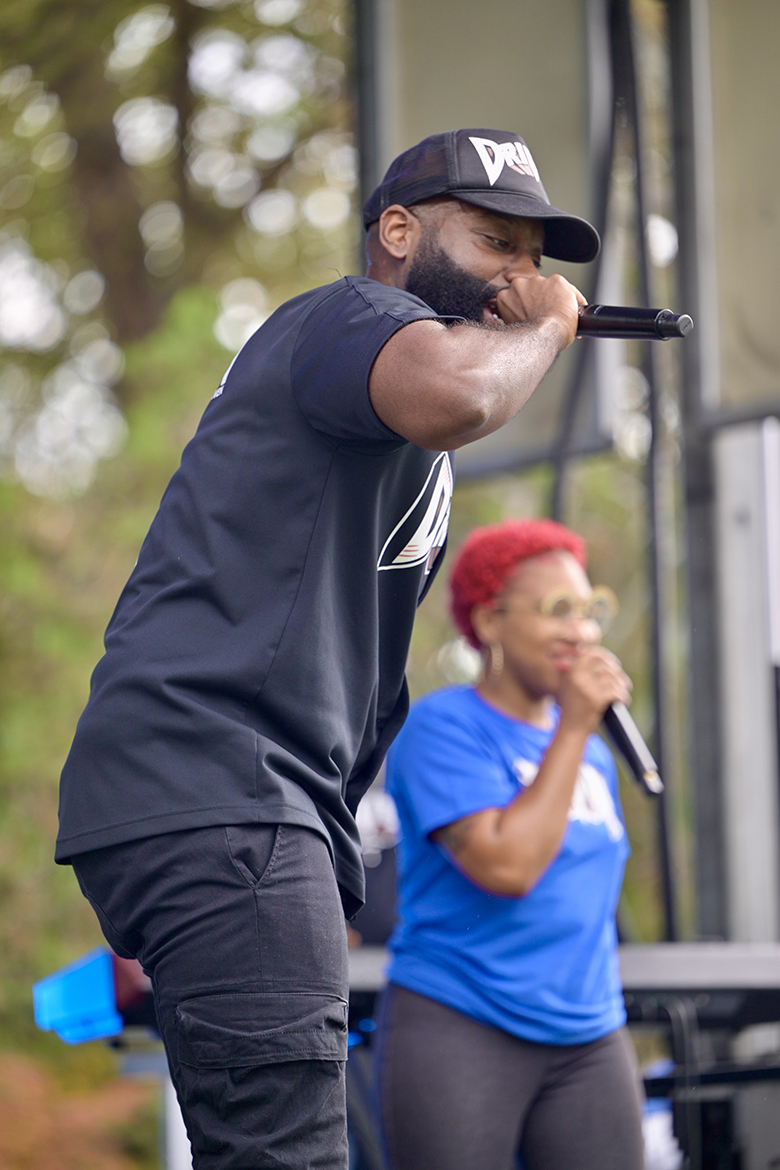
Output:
[611, 0, 678, 940]
[352, 0, 384, 224]
[667, 0, 727, 942]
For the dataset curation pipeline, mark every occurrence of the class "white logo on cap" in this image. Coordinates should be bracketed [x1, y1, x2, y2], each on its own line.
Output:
[469, 137, 541, 187]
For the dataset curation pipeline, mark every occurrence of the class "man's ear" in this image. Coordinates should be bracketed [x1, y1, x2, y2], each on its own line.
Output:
[377, 204, 423, 262]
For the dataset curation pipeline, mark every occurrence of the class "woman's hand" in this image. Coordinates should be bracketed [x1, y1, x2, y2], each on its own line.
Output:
[556, 648, 632, 737]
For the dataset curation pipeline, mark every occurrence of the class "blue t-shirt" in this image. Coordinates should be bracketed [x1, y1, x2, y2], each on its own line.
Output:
[386, 686, 630, 1044]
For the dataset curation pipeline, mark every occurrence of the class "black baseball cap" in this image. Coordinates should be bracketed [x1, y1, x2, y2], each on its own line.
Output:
[363, 129, 600, 264]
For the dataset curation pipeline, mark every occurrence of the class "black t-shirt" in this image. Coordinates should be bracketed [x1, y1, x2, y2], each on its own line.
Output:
[56, 277, 451, 915]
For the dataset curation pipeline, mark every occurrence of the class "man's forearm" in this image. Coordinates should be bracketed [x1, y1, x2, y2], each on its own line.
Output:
[369, 315, 568, 451]
[437, 317, 568, 448]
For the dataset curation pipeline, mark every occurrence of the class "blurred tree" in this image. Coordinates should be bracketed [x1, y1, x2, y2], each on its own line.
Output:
[0, 0, 356, 1064]
[0, 0, 355, 493]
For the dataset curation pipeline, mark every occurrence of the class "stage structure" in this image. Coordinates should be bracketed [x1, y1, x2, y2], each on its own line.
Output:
[669, 0, 780, 946]
[354, 0, 680, 939]
[354, 0, 780, 950]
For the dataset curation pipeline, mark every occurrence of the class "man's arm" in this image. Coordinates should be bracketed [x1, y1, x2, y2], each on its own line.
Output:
[368, 272, 584, 451]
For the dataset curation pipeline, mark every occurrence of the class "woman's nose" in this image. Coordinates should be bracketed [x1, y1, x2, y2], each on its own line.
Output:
[574, 616, 601, 643]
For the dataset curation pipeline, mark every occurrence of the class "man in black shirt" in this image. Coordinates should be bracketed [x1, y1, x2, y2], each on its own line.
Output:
[58, 129, 597, 1168]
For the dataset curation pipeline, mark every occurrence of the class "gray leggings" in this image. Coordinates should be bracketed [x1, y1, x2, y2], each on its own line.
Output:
[376, 984, 645, 1170]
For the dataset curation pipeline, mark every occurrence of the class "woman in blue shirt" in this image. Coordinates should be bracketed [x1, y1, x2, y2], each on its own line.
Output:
[378, 518, 644, 1170]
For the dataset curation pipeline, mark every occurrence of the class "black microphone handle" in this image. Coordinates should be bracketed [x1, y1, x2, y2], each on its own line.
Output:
[577, 304, 694, 340]
[602, 702, 664, 797]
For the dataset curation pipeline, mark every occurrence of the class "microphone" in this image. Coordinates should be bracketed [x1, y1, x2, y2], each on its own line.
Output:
[602, 702, 664, 797]
[577, 304, 694, 340]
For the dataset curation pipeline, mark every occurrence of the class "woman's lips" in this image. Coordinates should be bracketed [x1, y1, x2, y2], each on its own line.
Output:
[551, 650, 579, 672]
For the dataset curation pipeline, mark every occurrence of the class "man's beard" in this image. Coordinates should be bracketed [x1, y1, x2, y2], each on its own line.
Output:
[403, 230, 502, 323]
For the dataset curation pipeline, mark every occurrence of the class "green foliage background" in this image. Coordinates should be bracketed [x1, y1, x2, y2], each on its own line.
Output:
[0, 0, 359, 1067]
[0, 287, 228, 1047]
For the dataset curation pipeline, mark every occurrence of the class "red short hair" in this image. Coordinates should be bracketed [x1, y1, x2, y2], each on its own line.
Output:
[449, 518, 587, 649]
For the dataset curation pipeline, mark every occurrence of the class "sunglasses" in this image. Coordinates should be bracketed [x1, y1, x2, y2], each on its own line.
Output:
[494, 585, 619, 635]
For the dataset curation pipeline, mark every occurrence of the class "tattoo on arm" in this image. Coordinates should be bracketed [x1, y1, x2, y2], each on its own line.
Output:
[432, 815, 477, 857]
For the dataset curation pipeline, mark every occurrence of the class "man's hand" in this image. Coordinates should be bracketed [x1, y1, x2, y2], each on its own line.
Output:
[556, 647, 632, 737]
[494, 272, 586, 349]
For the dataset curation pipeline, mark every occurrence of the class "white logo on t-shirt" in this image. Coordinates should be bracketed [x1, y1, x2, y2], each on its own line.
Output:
[211, 354, 239, 400]
[513, 757, 624, 842]
[378, 453, 453, 575]
[469, 137, 541, 187]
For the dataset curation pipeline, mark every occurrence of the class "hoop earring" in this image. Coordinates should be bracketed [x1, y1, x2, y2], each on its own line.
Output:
[489, 642, 504, 678]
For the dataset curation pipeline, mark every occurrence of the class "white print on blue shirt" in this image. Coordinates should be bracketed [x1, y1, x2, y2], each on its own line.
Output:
[514, 757, 625, 843]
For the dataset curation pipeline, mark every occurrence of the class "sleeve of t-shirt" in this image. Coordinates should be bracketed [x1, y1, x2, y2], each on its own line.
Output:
[290, 277, 439, 444]
[387, 697, 517, 838]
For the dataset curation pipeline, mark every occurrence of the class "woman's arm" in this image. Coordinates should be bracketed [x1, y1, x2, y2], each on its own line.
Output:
[431, 648, 630, 896]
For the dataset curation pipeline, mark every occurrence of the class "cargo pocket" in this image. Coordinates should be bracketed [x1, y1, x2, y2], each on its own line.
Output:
[175, 991, 348, 1067]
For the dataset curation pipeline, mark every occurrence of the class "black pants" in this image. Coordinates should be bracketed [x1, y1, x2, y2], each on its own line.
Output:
[73, 824, 350, 1170]
[377, 984, 645, 1170]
